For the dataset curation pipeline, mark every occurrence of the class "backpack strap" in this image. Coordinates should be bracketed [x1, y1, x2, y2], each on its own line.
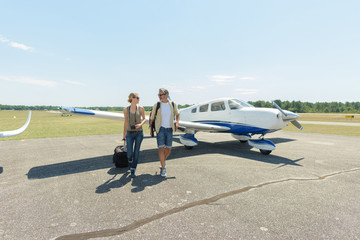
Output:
[127, 106, 130, 122]
[155, 101, 160, 119]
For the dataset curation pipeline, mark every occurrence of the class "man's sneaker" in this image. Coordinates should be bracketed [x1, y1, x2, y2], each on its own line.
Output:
[130, 170, 136, 178]
[160, 168, 166, 178]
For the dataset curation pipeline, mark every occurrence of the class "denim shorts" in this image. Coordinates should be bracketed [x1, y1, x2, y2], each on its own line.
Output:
[157, 127, 173, 148]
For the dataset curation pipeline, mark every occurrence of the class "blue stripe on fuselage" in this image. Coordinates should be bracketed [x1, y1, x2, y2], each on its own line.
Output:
[194, 121, 276, 134]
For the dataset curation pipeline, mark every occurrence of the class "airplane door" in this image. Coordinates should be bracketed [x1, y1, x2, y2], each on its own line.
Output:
[227, 99, 246, 124]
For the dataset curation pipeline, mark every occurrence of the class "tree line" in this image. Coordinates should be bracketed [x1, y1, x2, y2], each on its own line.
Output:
[0, 101, 359, 113]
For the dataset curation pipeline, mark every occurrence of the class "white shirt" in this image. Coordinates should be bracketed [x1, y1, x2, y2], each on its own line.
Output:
[161, 102, 172, 128]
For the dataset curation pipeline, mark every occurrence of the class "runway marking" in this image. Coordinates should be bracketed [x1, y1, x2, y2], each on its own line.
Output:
[56, 168, 360, 240]
[300, 121, 360, 126]
[309, 141, 334, 146]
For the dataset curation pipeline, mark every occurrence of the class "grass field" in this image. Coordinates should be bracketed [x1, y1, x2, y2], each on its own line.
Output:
[1, 111, 360, 141]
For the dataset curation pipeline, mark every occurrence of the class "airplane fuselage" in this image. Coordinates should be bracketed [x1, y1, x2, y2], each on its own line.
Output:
[179, 98, 288, 135]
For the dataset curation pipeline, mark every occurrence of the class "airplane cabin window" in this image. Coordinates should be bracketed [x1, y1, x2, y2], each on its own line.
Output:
[199, 104, 209, 112]
[228, 99, 254, 110]
[228, 100, 242, 110]
[211, 101, 226, 111]
[191, 108, 197, 113]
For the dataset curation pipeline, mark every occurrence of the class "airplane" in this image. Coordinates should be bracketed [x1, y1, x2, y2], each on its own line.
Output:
[0, 111, 32, 138]
[60, 98, 302, 155]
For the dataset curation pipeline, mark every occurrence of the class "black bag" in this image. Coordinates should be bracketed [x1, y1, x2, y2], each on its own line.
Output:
[113, 144, 128, 168]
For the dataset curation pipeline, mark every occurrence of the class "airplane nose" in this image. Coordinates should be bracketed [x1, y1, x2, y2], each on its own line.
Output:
[282, 111, 303, 130]
[281, 111, 300, 121]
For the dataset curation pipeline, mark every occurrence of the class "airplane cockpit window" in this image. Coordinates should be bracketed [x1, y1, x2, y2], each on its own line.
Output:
[191, 108, 197, 113]
[211, 101, 226, 111]
[228, 99, 254, 110]
[199, 104, 209, 112]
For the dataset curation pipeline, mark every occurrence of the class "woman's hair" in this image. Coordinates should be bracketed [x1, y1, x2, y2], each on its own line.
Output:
[127, 92, 138, 103]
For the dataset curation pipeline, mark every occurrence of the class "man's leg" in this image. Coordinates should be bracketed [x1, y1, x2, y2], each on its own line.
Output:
[158, 147, 166, 169]
[164, 147, 171, 161]
[164, 128, 173, 161]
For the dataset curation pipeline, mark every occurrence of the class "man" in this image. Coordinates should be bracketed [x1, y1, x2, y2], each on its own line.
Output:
[150, 88, 179, 177]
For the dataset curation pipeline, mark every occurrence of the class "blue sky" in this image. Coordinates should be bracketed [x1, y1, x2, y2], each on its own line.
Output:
[1, 0, 359, 107]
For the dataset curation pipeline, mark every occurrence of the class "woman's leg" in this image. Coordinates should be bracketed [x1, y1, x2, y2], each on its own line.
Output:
[131, 131, 144, 170]
[126, 132, 135, 163]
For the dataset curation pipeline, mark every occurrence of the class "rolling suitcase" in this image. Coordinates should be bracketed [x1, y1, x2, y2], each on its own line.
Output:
[113, 141, 129, 168]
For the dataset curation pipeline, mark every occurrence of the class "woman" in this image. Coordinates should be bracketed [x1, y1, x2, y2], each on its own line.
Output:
[123, 93, 146, 178]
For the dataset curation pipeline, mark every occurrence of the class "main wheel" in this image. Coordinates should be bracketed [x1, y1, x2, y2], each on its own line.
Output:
[260, 149, 272, 155]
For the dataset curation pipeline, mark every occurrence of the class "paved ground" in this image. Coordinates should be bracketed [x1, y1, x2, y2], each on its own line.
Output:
[299, 121, 360, 126]
[1, 131, 359, 240]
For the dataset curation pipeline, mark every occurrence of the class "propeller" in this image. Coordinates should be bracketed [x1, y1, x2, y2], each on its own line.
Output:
[272, 101, 303, 130]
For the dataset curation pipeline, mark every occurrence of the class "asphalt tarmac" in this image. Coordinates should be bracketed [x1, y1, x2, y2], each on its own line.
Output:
[1, 131, 359, 240]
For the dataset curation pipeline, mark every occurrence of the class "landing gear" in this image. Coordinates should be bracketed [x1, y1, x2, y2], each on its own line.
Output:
[180, 133, 198, 150]
[239, 140, 248, 143]
[260, 149, 272, 155]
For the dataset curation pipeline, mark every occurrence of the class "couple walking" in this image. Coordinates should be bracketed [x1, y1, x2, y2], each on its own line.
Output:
[123, 88, 180, 178]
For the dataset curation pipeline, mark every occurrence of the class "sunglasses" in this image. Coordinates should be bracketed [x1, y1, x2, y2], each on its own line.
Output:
[158, 93, 165, 96]
[132, 96, 140, 99]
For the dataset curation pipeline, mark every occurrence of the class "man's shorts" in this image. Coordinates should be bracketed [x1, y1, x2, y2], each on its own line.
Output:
[156, 127, 173, 148]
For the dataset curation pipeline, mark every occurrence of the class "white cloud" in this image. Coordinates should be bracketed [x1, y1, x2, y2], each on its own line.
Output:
[211, 75, 237, 80]
[0, 35, 34, 52]
[210, 75, 236, 85]
[235, 88, 258, 95]
[64, 80, 85, 86]
[0, 36, 9, 43]
[9, 42, 34, 52]
[164, 85, 184, 94]
[210, 75, 256, 85]
[0, 75, 58, 87]
[191, 85, 207, 89]
[238, 77, 256, 81]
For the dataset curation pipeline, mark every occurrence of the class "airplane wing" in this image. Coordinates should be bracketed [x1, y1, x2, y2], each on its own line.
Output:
[60, 107, 127, 120]
[60, 107, 229, 132]
[0, 111, 32, 138]
[178, 120, 230, 132]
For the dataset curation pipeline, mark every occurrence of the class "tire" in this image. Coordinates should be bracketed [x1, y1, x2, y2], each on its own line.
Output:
[260, 149, 272, 155]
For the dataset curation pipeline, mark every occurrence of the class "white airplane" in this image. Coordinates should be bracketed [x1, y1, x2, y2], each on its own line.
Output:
[0, 111, 32, 138]
[60, 98, 302, 155]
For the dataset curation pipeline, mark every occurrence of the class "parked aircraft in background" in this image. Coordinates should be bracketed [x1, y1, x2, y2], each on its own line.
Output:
[60, 98, 302, 155]
[0, 111, 32, 138]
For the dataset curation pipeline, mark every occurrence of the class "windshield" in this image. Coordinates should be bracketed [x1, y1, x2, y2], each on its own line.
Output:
[228, 99, 254, 109]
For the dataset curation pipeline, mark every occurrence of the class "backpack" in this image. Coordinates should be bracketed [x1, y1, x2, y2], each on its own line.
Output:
[149, 101, 175, 137]
[113, 144, 128, 168]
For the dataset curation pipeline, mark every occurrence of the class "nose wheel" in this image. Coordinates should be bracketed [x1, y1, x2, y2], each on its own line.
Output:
[260, 149, 272, 155]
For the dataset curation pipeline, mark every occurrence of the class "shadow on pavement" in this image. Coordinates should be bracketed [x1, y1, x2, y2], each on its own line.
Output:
[27, 136, 302, 180]
[95, 167, 176, 194]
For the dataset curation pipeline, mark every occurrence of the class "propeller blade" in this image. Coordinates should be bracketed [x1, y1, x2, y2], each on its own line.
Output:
[272, 101, 287, 116]
[291, 120, 303, 130]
